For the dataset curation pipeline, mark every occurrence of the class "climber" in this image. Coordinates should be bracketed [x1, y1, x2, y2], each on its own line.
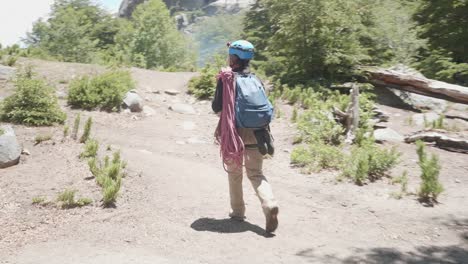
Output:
[212, 40, 279, 233]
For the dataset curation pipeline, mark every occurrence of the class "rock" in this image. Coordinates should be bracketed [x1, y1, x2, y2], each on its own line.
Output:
[182, 121, 196, 131]
[387, 88, 447, 113]
[143, 105, 156, 117]
[412, 113, 440, 127]
[374, 128, 404, 143]
[123, 90, 144, 112]
[21, 149, 31, 156]
[164, 89, 180, 96]
[373, 107, 390, 122]
[169, 103, 196, 114]
[131, 115, 139, 121]
[204, 0, 254, 15]
[0, 65, 15, 80]
[0, 125, 21, 168]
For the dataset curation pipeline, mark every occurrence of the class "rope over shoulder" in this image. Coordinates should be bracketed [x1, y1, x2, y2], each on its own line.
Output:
[215, 68, 244, 169]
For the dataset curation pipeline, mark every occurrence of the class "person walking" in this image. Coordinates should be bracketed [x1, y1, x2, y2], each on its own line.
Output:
[212, 40, 279, 233]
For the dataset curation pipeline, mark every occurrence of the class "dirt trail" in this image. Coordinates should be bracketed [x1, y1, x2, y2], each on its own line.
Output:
[1, 60, 467, 264]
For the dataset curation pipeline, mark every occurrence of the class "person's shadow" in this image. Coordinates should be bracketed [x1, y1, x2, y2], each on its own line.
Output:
[190, 218, 275, 238]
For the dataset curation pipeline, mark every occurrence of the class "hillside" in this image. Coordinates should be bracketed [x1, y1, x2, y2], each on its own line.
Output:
[0, 59, 467, 263]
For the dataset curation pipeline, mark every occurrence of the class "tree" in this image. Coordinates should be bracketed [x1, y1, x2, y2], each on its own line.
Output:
[25, 0, 118, 63]
[122, 0, 195, 70]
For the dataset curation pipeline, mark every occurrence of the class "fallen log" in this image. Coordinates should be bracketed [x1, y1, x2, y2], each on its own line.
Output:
[405, 130, 468, 154]
[363, 68, 468, 105]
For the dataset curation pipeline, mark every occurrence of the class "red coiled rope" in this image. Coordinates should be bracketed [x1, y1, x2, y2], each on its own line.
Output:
[215, 68, 244, 169]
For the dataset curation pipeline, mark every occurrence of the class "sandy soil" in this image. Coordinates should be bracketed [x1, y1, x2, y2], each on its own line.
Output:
[0, 59, 467, 264]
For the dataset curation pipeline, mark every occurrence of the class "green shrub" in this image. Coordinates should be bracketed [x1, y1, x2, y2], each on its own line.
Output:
[34, 134, 52, 145]
[80, 117, 92, 143]
[32, 196, 47, 205]
[80, 139, 99, 159]
[291, 143, 344, 173]
[72, 114, 81, 140]
[63, 125, 69, 139]
[56, 189, 92, 209]
[291, 107, 298, 123]
[0, 128, 4, 136]
[188, 57, 224, 100]
[416, 141, 444, 203]
[341, 142, 401, 185]
[68, 71, 134, 111]
[87, 150, 126, 207]
[0, 67, 66, 126]
[391, 171, 409, 199]
[297, 109, 345, 146]
[3, 56, 18, 66]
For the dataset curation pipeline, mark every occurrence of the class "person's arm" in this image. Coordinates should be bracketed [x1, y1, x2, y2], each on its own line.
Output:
[211, 78, 223, 113]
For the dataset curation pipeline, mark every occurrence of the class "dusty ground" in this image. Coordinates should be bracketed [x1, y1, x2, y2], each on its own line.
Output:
[0, 59, 467, 264]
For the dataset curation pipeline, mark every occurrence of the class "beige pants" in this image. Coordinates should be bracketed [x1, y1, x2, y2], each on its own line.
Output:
[226, 148, 277, 218]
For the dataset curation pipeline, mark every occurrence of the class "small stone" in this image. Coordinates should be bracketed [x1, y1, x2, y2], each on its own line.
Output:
[152, 90, 161, 94]
[0, 125, 21, 168]
[182, 121, 196, 131]
[123, 109, 131, 114]
[123, 90, 144, 112]
[165, 89, 180, 96]
[455, 179, 461, 183]
[374, 128, 404, 143]
[169, 103, 196, 115]
[283, 149, 291, 153]
[22, 149, 31, 156]
[143, 106, 156, 117]
[131, 115, 139, 121]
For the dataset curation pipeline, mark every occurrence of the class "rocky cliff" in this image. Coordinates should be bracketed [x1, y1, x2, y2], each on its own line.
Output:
[119, 0, 253, 18]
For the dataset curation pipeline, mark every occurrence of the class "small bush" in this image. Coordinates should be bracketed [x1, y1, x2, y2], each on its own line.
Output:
[0, 128, 4, 136]
[4, 56, 18, 66]
[341, 142, 401, 185]
[80, 117, 92, 143]
[32, 196, 48, 205]
[87, 150, 126, 207]
[0, 67, 66, 126]
[63, 125, 69, 139]
[68, 71, 134, 111]
[188, 56, 225, 100]
[56, 189, 92, 209]
[80, 139, 99, 159]
[291, 107, 298, 123]
[416, 141, 444, 203]
[291, 143, 344, 173]
[72, 114, 81, 140]
[34, 134, 52, 145]
[391, 171, 409, 199]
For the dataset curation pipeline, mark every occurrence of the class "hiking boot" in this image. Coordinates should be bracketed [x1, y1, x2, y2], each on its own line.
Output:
[254, 129, 268, 155]
[229, 212, 246, 222]
[265, 206, 279, 233]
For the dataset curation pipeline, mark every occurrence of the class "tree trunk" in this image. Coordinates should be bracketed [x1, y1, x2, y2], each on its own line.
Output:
[363, 68, 468, 105]
[405, 130, 468, 154]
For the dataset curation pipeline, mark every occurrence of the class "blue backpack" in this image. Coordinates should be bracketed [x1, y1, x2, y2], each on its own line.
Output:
[235, 73, 274, 128]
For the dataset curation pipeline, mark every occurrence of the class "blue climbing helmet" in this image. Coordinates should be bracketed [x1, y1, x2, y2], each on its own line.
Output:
[229, 40, 254, 60]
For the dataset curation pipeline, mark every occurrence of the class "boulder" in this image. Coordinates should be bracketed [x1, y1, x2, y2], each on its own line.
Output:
[412, 113, 440, 127]
[374, 128, 404, 143]
[387, 88, 447, 113]
[0, 125, 21, 168]
[169, 103, 196, 114]
[123, 90, 144, 112]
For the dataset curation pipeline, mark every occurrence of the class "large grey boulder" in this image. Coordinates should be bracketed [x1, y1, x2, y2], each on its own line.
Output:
[123, 90, 144, 112]
[412, 113, 440, 127]
[0, 125, 21, 169]
[374, 128, 404, 143]
[387, 88, 447, 113]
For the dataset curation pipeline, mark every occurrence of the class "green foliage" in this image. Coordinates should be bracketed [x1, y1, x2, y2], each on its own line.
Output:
[116, 0, 195, 70]
[188, 56, 225, 100]
[416, 141, 444, 203]
[72, 114, 81, 140]
[391, 171, 409, 199]
[87, 150, 126, 207]
[0, 128, 4, 136]
[35, 134, 53, 145]
[341, 141, 401, 185]
[291, 142, 344, 173]
[63, 125, 69, 139]
[26, 0, 120, 63]
[1, 56, 18, 67]
[414, 1, 468, 85]
[243, 0, 424, 85]
[80, 117, 92, 143]
[0, 67, 66, 126]
[291, 107, 298, 123]
[32, 196, 47, 205]
[68, 71, 134, 111]
[56, 189, 92, 209]
[80, 138, 99, 159]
